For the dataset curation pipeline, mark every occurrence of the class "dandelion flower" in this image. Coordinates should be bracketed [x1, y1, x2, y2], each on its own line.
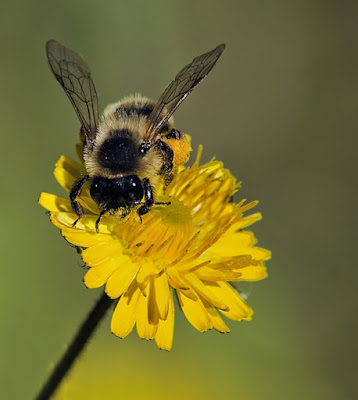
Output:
[39, 146, 270, 350]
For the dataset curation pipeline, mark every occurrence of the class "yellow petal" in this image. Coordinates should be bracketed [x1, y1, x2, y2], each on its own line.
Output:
[105, 257, 140, 299]
[239, 263, 268, 281]
[111, 282, 140, 338]
[79, 196, 99, 214]
[40, 191, 97, 217]
[148, 279, 160, 326]
[154, 272, 170, 320]
[184, 273, 229, 311]
[166, 269, 198, 301]
[136, 258, 156, 291]
[54, 213, 115, 234]
[208, 230, 271, 260]
[53, 212, 79, 229]
[82, 241, 123, 266]
[155, 292, 175, 350]
[136, 286, 158, 340]
[54, 155, 85, 192]
[83, 257, 119, 288]
[50, 212, 74, 230]
[61, 229, 114, 248]
[39, 193, 72, 212]
[229, 212, 262, 231]
[195, 267, 242, 282]
[177, 290, 212, 332]
[202, 298, 230, 333]
[206, 281, 253, 321]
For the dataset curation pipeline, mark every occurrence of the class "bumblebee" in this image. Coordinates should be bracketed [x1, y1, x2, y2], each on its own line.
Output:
[46, 40, 225, 230]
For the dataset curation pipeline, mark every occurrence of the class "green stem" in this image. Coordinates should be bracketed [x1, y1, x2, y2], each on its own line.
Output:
[35, 292, 115, 400]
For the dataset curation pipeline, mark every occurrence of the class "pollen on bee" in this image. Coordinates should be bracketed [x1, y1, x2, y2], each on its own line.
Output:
[162, 134, 192, 167]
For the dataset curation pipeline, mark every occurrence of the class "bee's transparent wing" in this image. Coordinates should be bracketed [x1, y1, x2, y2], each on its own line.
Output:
[143, 43, 225, 143]
[46, 40, 99, 141]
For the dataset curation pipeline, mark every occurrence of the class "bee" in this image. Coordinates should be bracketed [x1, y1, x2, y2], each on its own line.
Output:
[46, 40, 225, 231]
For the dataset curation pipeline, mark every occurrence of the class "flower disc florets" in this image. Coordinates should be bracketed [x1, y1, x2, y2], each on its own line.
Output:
[39, 146, 270, 350]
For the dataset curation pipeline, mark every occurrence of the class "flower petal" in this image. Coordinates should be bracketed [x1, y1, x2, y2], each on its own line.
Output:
[136, 259, 156, 291]
[53, 212, 115, 234]
[154, 272, 170, 320]
[54, 156, 85, 192]
[111, 282, 141, 338]
[83, 243, 124, 288]
[230, 212, 262, 231]
[177, 290, 212, 332]
[83, 258, 119, 288]
[183, 273, 229, 311]
[105, 257, 140, 299]
[79, 196, 99, 214]
[82, 241, 123, 266]
[239, 263, 268, 281]
[195, 266, 242, 282]
[136, 285, 158, 340]
[202, 298, 230, 333]
[208, 230, 271, 261]
[50, 212, 75, 230]
[155, 291, 175, 350]
[166, 269, 198, 301]
[39, 193, 72, 212]
[206, 281, 253, 321]
[62, 229, 114, 247]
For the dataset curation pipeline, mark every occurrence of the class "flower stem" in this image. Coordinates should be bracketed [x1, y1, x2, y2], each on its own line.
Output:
[35, 292, 115, 400]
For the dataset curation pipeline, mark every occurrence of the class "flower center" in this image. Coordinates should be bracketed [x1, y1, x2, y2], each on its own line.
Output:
[115, 199, 193, 263]
[154, 198, 192, 228]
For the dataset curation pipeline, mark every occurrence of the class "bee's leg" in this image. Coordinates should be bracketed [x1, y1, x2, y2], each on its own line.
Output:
[70, 175, 90, 226]
[138, 178, 171, 221]
[138, 178, 154, 217]
[156, 139, 174, 186]
[95, 209, 107, 233]
[156, 139, 174, 170]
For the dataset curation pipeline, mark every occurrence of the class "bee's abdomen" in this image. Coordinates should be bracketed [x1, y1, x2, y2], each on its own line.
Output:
[97, 129, 137, 173]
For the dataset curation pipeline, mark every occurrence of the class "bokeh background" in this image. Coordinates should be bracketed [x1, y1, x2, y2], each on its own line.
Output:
[1, 1, 357, 399]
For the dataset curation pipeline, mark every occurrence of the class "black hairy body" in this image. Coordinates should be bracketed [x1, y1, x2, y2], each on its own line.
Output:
[97, 130, 137, 173]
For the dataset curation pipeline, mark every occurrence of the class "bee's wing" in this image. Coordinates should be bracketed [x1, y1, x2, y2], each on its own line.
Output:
[46, 40, 99, 141]
[143, 43, 225, 144]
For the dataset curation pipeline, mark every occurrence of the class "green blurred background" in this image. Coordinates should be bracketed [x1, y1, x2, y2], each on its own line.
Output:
[1, 1, 357, 399]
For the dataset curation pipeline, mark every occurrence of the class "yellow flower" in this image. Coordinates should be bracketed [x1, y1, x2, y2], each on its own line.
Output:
[39, 146, 270, 350]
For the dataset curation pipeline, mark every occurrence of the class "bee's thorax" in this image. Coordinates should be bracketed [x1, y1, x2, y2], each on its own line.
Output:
[97, 129, 138, 174]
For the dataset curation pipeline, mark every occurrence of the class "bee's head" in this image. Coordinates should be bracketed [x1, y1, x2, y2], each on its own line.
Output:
[90, 175, 144, 211]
